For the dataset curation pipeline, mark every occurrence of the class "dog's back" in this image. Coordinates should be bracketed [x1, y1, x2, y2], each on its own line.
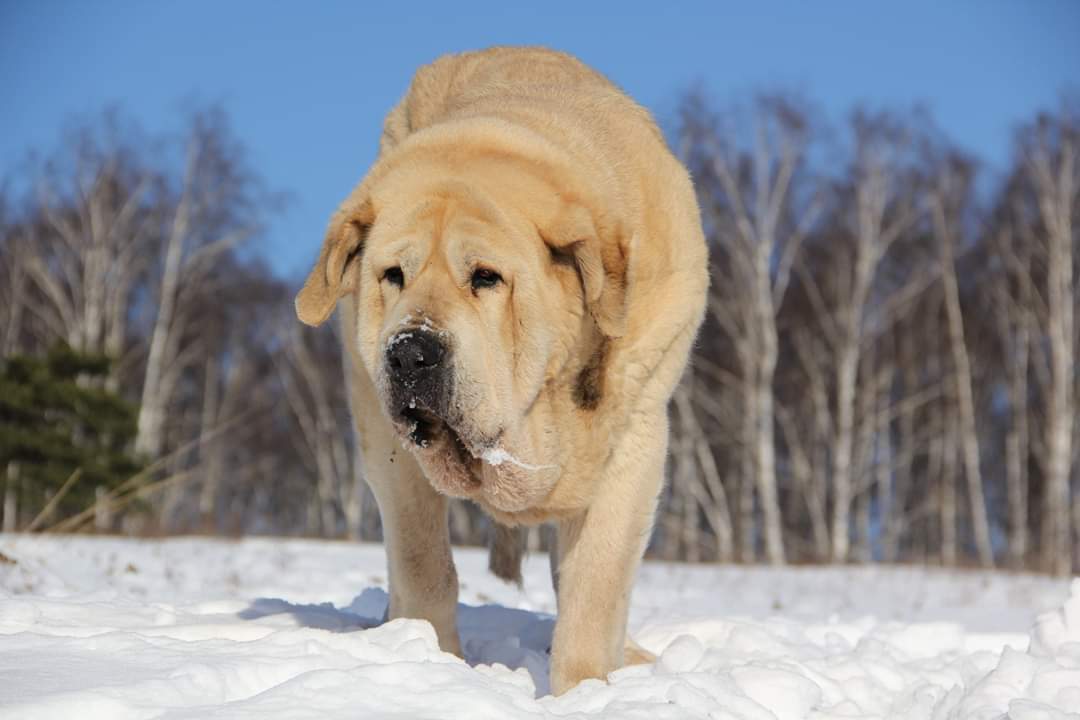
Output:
[379, 47, 660, 154]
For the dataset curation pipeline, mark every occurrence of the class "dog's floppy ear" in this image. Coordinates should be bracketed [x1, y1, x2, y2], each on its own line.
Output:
[295, 199, 375, 327]
[540, 202, 630, 338]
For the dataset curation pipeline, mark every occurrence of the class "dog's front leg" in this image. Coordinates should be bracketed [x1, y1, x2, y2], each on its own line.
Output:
[348, 362, 462, 657]
[368, 454, 462, 657]
[548, 412, 667, 695]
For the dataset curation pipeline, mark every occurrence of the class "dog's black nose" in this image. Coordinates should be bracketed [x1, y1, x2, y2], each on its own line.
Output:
[386, 329, 446, 381]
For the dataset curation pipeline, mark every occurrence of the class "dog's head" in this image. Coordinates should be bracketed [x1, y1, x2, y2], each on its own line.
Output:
[295, 139, 628, 513]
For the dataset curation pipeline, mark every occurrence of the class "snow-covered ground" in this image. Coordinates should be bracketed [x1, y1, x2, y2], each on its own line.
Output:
[0, 535, 1078, 719]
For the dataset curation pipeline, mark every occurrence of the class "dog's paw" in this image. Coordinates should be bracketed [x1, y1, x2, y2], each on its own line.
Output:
[550, 655, 607, 696]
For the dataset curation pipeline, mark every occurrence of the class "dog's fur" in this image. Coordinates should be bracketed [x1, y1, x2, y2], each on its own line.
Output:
[296, 46, 707, 695]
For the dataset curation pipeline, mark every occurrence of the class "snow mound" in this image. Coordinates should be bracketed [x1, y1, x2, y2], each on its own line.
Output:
[1031, 579, 1080, 656]
[0, 535, 1076, 719]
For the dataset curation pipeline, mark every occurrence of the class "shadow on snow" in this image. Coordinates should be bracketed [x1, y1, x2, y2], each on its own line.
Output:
[238, 587, 556, 695]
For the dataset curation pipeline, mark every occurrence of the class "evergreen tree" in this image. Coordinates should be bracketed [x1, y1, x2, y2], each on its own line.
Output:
[0, 344, 143, 527]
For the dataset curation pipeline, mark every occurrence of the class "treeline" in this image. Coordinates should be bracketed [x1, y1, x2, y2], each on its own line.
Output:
[0, 97, 1076, 575]
[666, 94, 1079, 576]
[0, 109, 368, 538]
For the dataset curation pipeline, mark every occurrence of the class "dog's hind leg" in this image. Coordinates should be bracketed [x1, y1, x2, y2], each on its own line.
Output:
[488, 522, 525, 586]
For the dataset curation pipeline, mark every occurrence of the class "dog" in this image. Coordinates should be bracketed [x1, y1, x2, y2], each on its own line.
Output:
[295, 46, 708, 695]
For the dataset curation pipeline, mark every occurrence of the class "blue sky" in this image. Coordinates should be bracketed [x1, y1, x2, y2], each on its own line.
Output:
[2, 0, 1078, 280]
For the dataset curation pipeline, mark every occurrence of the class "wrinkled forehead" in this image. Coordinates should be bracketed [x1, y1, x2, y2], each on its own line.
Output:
[368, 176, 518, 255]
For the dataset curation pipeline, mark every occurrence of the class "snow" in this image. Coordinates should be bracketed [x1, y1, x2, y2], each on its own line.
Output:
[392, 314, 441, 336]
[0, 535, 1077, 719]
[386, 331, 414, 350]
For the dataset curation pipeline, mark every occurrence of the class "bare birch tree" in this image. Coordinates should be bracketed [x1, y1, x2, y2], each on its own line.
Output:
[679, 95, 821, 565]
[994, 243, 1032, 569]
[275, 320, 356, 537]
[926, 150, 994, 567]
[0, 207, 38, 357]
[20, 120, 157, 378]
[135, 110, 262, 458]
[1016, 109, 1078, 576]
[826, 111, 919, 562]
[672, 378, 735, 561]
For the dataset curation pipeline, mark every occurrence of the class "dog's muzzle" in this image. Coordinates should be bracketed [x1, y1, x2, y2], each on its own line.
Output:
[386, 328, 445, 385]
[385, 328, 452, 443]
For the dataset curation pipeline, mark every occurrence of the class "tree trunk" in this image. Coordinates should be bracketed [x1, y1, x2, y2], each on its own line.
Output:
[197, 353, 222, 529]
[94, 485, 112, 532]
[698, 437, 735, 563]
[873, 363, 894, 564]
[135, 139, 199, 459]
[2, 463, 18, 532]
[681, 432, 701, 563]
[1034, 131, 1075, 577]
[883, 342, 916, 563]
[936, 203, 994, 567]
[1, 242, 30, 357]
[753, 334, 785, 565]
[940, 405, 958, 567]
[830, 344, 859, 562]
[673, 384, 734, 562]
[738, 384, 757, 563]
[852, 347, 877, 563]
[777, 404, 828, 561]
[1043, 371, 1073, 576]
[1004, 306, 1030, 569]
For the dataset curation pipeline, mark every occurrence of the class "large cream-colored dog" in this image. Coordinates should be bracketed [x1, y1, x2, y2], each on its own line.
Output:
[296, 46, 707, 695]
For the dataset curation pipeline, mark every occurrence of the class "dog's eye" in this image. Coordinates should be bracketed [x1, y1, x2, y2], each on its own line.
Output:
[383, 267, 404, 287]
[471, 268, 502, 290]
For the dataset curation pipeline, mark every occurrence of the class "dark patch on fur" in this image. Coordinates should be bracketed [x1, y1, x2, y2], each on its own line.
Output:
[488, 522, 525, 586]
[573, 337, 609, 410]
[548, 243, 577, 268]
